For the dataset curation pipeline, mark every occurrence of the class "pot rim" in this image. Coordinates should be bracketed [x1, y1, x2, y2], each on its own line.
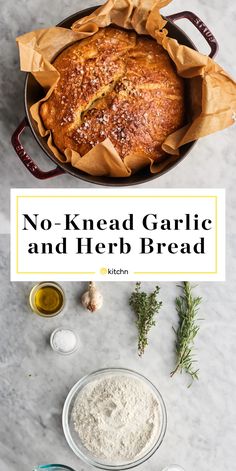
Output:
[24, 7, 197, 186]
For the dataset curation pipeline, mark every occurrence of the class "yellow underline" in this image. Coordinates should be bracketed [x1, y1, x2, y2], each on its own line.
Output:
[16, 272, 96, 275]
[134, 271, 217, 275]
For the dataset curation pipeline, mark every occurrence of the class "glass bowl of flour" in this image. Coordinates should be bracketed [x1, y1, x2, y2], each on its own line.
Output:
[62, 368, 167, 470]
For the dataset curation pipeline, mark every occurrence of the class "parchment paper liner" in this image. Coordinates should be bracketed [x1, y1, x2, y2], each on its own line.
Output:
[16, 0, 236, 178]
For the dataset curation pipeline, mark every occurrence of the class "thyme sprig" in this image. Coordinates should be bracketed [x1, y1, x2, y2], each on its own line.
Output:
[171, 281, 202, 385]
[129, 282, 162, 356]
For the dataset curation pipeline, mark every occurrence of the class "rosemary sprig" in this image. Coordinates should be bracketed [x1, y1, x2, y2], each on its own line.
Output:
[129, 282, 162, 356]
[171, 281, 202, 385]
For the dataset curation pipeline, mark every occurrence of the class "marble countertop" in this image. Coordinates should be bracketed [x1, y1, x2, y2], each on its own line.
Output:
[0, 235, 236, 471]
[0, 0, 236, 470]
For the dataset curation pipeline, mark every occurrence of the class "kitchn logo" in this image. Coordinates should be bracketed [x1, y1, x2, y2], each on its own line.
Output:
[100, 267, 129, 275]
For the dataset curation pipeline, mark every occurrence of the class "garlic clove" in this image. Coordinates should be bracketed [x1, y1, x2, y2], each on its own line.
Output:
[81, 282, 103, 312]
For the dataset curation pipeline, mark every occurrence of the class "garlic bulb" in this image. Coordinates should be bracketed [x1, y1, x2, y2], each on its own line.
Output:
[81, 282, 103, 312]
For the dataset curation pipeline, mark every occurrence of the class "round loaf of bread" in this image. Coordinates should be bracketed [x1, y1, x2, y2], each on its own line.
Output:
[40, 26, 185, 167]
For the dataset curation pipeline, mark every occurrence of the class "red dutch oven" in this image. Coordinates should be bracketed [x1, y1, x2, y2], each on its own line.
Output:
[11, 8, 218, 186]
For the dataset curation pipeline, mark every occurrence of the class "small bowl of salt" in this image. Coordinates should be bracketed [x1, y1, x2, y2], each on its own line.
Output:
[50, 328, 78, 355]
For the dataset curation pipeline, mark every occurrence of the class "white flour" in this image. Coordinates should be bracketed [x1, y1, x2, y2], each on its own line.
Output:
[72, 374, 160, 462]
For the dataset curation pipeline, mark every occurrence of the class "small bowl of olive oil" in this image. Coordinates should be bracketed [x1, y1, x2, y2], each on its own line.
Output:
[29, 282, 65, 318]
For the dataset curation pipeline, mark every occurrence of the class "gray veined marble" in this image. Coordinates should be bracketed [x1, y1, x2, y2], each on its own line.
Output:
[0, 234, 236, 471]
[0, 0, 236, 470]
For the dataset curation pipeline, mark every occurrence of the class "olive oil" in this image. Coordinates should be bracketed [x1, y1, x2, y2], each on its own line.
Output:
[29, 282, 65, 317]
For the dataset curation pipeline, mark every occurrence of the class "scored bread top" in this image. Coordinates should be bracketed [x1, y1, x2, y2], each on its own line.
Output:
[40, 26, 185, 164]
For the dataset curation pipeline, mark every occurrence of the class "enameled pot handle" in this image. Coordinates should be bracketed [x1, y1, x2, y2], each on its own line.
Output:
[166, 11, 219, 58]
[11, 117, 65, 180]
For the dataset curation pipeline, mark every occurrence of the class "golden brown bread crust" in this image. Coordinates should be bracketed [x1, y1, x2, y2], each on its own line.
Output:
[40, 26, 185, 164]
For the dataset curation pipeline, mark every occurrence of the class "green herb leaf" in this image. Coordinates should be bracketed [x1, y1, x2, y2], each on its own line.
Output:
[129, 282, 162, 356]
[171, 281, 202, 386]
